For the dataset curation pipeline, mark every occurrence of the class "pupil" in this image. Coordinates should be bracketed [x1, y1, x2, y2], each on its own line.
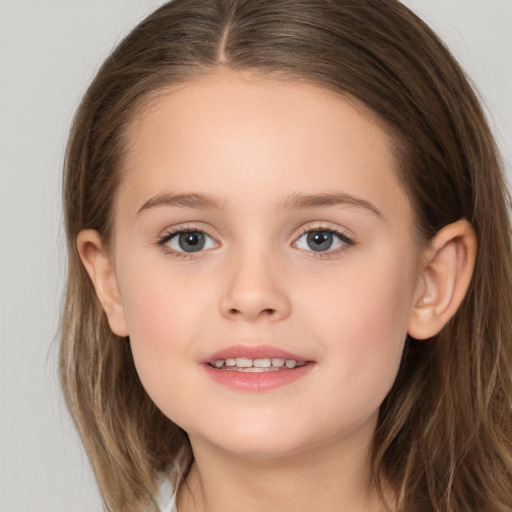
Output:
[179, 232, 205, 252]
[307, 231, 333, 252]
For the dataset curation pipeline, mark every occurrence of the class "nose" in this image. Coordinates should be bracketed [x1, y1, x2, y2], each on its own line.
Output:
[218, 249, 292, 322]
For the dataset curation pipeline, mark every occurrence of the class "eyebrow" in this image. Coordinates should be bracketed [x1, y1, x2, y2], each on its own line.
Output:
[137, 191, 382, 218]
[283, 191, 382, 217]
[137, 192, 226, 214]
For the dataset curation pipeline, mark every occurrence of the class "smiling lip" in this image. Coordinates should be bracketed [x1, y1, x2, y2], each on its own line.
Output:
[201, 344, 314, 392]
[203, 344, 308, 364]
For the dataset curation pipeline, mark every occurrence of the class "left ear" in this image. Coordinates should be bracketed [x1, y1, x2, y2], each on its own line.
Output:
[408, 219, 477, 340]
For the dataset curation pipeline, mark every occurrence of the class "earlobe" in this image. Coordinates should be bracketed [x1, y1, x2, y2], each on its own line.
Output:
[407, 219, 477, 340]
[77, 229, 129, 337]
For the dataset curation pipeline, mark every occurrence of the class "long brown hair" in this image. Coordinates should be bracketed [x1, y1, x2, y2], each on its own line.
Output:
[60, 1, 512, 510]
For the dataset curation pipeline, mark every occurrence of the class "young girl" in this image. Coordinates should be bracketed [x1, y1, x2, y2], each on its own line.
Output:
[59, 1, 512, 511]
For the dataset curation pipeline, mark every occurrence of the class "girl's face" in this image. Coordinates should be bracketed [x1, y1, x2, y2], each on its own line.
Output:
[111, 69, 421, 458]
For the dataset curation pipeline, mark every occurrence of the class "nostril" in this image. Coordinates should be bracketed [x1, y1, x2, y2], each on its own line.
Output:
[227, 307, 276, 317]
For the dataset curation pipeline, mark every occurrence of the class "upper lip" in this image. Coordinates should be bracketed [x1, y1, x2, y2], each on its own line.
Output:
[202, 344, 309, 364]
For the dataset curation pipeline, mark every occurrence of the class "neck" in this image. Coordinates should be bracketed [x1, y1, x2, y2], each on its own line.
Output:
[177, 426, 391, 512]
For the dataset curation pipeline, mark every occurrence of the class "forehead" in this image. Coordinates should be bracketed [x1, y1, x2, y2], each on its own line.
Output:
[125, 69, 392, 159]
[118, 68, 409, 221]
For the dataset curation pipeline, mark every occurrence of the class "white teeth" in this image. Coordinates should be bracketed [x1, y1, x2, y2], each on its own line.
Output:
[237, 367, 275, 372]
[211, 357, 307, 370]
[253, 358, 272, 368]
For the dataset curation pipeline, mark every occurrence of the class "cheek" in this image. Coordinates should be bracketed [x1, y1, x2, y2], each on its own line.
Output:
[120, 278, 201, 423]
[123, 282, 181, 353]
[119, 257, 207, 349]
[115, 262, 198, 383]
[304, 251, 416, 404]
[115, 258, 227, 422]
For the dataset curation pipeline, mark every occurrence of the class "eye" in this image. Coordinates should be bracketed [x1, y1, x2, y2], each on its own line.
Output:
[294, 228, 353, 253]
[158, 229, 217, 253]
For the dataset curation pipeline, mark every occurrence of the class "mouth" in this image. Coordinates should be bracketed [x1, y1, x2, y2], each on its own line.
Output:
[202, 344, 314, 391]
[208, 357, 308, 372]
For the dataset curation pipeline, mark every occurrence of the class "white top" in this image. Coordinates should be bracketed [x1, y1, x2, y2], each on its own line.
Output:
[155, 477, 178, 512]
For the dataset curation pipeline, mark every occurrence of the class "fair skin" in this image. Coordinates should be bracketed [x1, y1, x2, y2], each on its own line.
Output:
[78, 69, 476, 512]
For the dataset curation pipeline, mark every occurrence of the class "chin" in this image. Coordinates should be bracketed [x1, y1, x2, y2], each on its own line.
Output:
[190, 419, 324, 461]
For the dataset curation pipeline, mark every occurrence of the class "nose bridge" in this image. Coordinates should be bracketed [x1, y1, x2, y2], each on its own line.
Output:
[219, 238, 291, 321]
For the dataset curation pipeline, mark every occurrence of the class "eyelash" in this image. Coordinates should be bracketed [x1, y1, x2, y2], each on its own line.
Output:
[293, 224, 355, 258]
[155, 226, 217, 259]
[155, 224, 355, 259]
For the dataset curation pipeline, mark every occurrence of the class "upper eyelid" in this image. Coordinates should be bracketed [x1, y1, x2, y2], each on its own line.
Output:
[295, 222, 355, 240]
[294, 229, 354, 246]
[156, 224, 219, 244]
[155, 221, 355, 247]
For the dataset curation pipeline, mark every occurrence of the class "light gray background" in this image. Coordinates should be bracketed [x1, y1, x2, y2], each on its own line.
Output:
[0, 1, 510, 511]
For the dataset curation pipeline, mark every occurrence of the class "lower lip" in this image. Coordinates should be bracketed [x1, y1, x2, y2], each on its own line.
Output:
[202, 363, 313, 392]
